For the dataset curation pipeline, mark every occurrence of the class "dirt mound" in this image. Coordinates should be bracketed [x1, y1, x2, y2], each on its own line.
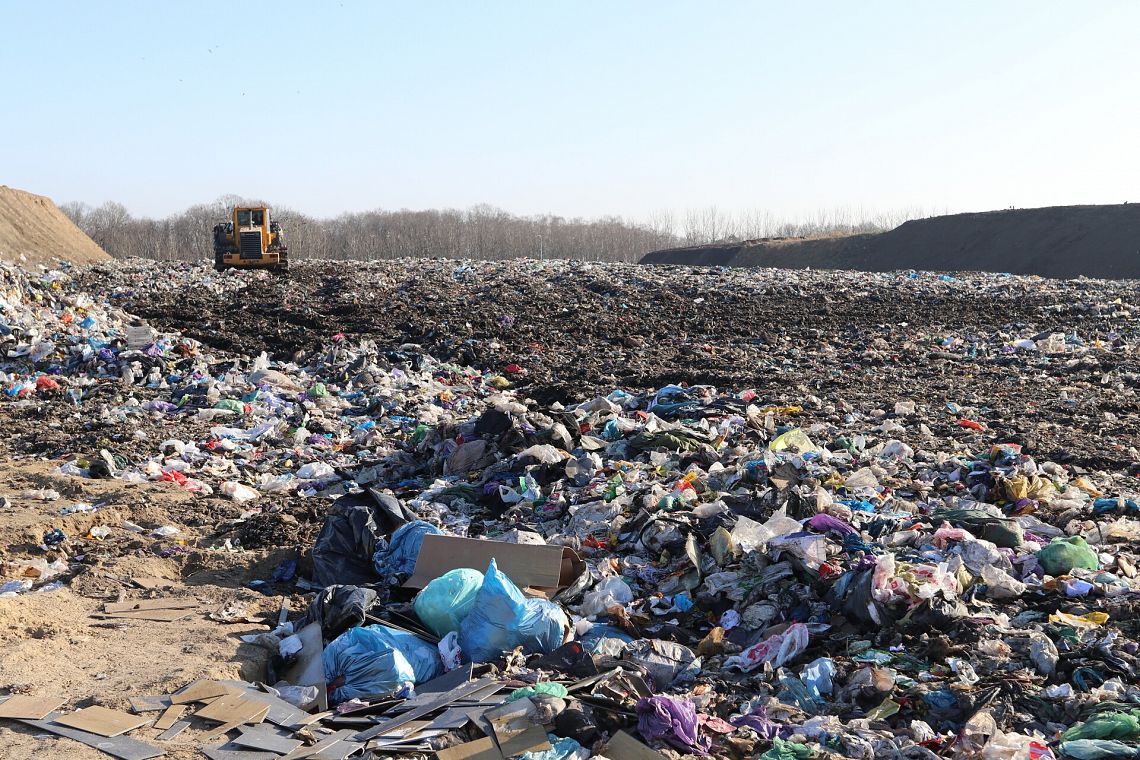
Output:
[0, 186, 109, 267]
[642, 203, 1140, 279]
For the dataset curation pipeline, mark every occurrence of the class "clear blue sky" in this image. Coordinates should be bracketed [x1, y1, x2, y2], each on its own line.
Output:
[2, 1, 1137, 221]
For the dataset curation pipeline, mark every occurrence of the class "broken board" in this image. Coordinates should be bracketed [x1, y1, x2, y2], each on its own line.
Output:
[195, 694, 271, 725]
[0, 694, 64, 720]
[156, 720, 190, 741]
[171, 679, 233, 704]
[23, 713, 164, 760]
[129, 695, 173, 713]
[433, 736, 502, 760]
[54, 705, 152, 737]
[104, 598, 198, 613]
[96, 608, 197, 622]
[279, 622, 328, 711]
[232, 724, 303, 754]
[152, 704, 185, 730]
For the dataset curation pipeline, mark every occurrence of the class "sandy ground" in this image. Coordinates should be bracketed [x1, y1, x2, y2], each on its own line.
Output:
[0, 459, 292, 759]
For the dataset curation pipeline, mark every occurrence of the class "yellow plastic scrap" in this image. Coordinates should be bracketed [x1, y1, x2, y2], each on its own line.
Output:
[1049, 611, 1109, 628]
[1072, 477, 1104, 497]
[1001, 476, 1029, 501]
[1000, 475, 1056, 502]
[769, 429, 818, 454]
[758, 405, 803, 416]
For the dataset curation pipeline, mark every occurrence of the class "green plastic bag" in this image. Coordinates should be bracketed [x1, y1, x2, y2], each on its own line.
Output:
[413, 568, 483, 637]
[760, 738, 814, 760]
[213, 398, 244, 414]
[1062, 710, 1140, 741]
[1037, 536, 1099, 576]
[507, 682, 569, 702]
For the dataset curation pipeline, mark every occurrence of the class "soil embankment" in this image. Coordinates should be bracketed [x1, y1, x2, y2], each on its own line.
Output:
[643, 204, 1140, 278]
[0, 186, 109, 266]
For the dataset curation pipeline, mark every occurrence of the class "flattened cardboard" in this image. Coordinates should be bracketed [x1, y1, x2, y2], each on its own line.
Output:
[405, 534, 584, 594]
[603, 730, 668, 759]
[0, 694, 64, 720]
[53, 705, 152, 737]
[433, 736, 502, 760]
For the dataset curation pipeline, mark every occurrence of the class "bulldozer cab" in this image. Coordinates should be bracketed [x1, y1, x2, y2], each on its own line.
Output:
[236, 208, 267, 228]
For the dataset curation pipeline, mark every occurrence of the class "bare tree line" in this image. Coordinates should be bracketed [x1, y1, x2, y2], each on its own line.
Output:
[59, 196, 937, 263]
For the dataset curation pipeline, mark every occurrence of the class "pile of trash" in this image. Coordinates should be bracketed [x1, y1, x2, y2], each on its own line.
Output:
[4, 259, 1140, 759]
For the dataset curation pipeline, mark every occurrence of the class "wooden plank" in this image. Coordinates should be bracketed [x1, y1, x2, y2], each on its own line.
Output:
[233, 724, 303, 754]
[54, 705, 152, 737]
[603, 730, 668, 760]
[156, 720, 190, 741]
[22, 714, 165, 760]
[152, 704, 185, 731]
[97, 608, 196, 622]
[171, 679, 232, 704]
[104, 598, 198, 613]
[129, 695, 173, 713]
[0, 694, 64, 720]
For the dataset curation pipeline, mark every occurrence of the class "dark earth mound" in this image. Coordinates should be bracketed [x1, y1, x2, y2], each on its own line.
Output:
[643, 203, 1140, 279]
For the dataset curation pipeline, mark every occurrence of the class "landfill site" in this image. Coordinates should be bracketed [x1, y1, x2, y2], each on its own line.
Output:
[6, 188, 1140, 760]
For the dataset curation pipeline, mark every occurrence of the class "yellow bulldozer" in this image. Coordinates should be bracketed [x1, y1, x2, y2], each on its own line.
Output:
[213, 206, 289, 272]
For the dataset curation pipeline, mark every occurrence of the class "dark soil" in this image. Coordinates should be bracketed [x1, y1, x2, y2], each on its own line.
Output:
[85, 260, 1140, 473]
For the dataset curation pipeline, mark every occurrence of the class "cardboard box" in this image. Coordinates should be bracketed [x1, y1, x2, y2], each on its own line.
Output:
[404, 534, 584, 596]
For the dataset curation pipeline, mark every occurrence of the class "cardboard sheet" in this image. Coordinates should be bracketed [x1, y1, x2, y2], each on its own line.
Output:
[405, 534, 583, 594]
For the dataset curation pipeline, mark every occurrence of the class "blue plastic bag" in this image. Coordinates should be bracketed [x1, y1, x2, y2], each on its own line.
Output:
[322, 624, 442, 703]
[372, 520, 442, 577]
[458, 559, 569, 663]
[413, 568, 484, 637]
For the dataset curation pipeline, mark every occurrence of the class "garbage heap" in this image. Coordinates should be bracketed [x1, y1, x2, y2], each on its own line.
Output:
[3, 260, 1140, 760]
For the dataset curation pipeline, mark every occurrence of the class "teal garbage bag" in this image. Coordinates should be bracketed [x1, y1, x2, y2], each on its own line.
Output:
[413, 567, 484, 637]
[458, 558, 569, 663]
[323, 624, 442, 703]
